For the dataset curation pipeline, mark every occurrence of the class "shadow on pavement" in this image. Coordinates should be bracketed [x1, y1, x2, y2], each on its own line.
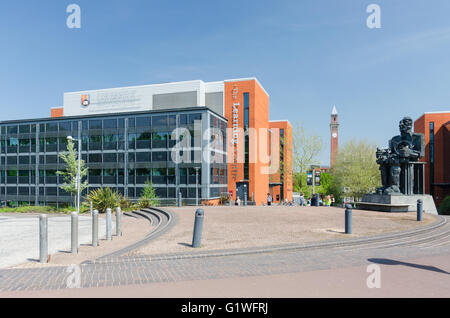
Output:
[178, 242, 192, 248]
[368, 258, 449, 275]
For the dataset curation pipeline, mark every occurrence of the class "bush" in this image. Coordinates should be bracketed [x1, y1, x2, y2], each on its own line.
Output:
[138, 180, 159, 209]
[86, 187, 122, 213]
[440, 196, 450, 215]
[120, 196, 138, 212]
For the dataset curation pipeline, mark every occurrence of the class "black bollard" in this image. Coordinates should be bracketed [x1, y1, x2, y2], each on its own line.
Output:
[417, 199, 423, 222]
[345, 204, 352, 234]
[192, 209, 204, 248]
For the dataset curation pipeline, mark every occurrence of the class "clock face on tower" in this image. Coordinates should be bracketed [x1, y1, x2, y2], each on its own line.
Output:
[332, 132, 337, 138]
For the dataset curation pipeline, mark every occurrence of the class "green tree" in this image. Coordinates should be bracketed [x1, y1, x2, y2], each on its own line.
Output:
[139, 180, 159, 208]
[57, 139, 88, 207]
[292, 122, 323, 188]
[293, 172, 335, 199]
[332, 139, 381, 201]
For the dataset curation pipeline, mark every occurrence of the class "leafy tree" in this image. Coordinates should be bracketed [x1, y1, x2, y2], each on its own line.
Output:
[57, 139, 88, 207]
[293, 171, 336, 199]
[139, 180, 159, 208]
[332, 139, 381, 201]
[292, 122, 323, 188]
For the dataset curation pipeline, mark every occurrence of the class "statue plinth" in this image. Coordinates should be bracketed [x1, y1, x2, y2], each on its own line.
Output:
[361, 117, 437, 214]
[360, 193, 438, 214]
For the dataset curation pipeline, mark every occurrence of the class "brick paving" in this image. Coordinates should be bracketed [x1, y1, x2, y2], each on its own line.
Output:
[1, 210, 448, 293]
[1, 223, 449, 292]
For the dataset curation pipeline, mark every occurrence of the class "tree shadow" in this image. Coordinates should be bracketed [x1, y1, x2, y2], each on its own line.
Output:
[368, 258, 449, 275]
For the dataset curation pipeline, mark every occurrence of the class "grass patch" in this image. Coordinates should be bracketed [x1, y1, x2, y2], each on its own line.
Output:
[0, 206, 78, 214]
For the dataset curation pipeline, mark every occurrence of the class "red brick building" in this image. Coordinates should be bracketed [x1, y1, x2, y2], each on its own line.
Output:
[414, 111, 450, 207]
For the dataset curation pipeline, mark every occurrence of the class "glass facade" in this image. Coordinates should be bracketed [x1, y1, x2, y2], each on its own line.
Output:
[243, 92, 250, 181]
[429, 121, 435, 197]
[0, 108, 227, 207]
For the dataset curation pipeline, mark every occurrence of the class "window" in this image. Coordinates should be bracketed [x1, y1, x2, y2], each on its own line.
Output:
[89, 154, 102, 163]
[45, 155, 57, 164]
[19, 125, 30, 134]
[244, 92, 249, 128]
[46, 123, 58, 132]
[189, 114, 201, 125]
[152, 116, 167, 127]
[103, 153, 117, 163]
[136, 117, 150, 127]
[59, 122, 71, 131]
[89, 120, 102, 129]
[7, 156, 17, 165]
[7, 126, 18, 134]
[179, 114, 188, 125]
[152, 151, 167, 162]
[103, 119, 117, 129]
[136, 152, 151, 162]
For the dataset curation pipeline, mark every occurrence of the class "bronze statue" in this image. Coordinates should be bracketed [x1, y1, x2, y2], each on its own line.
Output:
[376, 117, 425, 195]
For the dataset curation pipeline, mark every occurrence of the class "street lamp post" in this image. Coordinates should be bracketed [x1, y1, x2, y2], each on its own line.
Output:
[68, 136, 81, 213]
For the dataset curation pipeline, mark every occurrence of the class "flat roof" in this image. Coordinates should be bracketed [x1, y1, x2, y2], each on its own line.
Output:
[424, 111, 450, 114]
[0, 106, 227, 125]
[224, 77, 269, 97]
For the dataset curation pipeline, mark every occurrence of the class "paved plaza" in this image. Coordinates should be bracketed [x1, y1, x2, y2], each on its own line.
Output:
[0, 206, 449, 297]
[0, 214, 110, 269]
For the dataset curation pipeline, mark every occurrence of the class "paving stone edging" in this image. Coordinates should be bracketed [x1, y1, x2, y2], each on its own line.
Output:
[83, 207, 178, 264]
[90, 211, 447, 265]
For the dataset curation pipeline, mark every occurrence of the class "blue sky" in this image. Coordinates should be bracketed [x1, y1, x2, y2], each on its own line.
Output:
[1, 0, 450, 165]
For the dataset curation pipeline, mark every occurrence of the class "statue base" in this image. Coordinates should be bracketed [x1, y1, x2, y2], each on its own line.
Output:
[360, 194, 438, 215]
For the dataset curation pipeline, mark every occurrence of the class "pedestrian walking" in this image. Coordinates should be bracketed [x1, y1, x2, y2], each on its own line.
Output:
[267, 193, 272, 206]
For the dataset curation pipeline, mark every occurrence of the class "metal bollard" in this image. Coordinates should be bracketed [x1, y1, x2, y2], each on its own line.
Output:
[345, 204, 352, 234]
[244, 188, 247, 206]
[106, 208, 112, 241]
[178, 191, 182, 207]
[92, 210, 99, 247]
[90, 201, 93, 216]
[116, 207, 122, 236]
[417, 199, 423, 222]
[192, 209, 204, 248]
[71, 212, 79, 254]
[39, 214, 48, 263]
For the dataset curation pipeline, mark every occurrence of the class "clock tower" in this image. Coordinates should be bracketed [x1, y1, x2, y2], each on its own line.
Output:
[330, 105, 339, 167]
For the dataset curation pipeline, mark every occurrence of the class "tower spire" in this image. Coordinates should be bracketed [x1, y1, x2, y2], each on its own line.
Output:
[330, 105, 339, 167]
[332, 105, 338, 115]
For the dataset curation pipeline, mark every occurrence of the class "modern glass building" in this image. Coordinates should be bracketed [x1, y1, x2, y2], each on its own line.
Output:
[0, 107, 228, 207]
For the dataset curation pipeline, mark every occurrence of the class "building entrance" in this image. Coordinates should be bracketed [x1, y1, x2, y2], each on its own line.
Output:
[236, 182, 249, 201]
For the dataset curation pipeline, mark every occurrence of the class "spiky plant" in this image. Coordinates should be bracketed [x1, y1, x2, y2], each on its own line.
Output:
[86, 187, 122, 213]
